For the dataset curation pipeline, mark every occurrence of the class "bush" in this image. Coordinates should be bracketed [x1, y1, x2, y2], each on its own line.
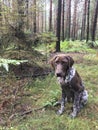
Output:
[87, 41, 98, 48]
[34, 32, 57, 45]
[0, 58, 28, 71]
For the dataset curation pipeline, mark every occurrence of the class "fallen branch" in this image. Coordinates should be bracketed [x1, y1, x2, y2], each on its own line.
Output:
[20, 106, 45, 116]
[8, 103, 50, 120]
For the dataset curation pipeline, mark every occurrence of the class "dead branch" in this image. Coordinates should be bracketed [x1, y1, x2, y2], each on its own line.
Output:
[20, 105, 47, 116]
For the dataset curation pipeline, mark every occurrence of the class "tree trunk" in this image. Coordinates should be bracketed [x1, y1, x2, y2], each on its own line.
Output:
[81, 0, 87, 40]
[62, 0, 65, 42]
[33, 0, 36, 33]
[25, 0, 29, 30]
[91, 0, 98, 41]
[45, 0, 47, 32]
[71, 0, 78, 41]
[16, 0, 25, 38]
[49, 0, 52, 31]
[41, 11, 44, 33]
[86, 0, 90, 43]
[53, 6, 57, 34]
[64, 0, 69, 40]
[56, 0, 62, 52]
[67, 0, 71, 40]
[0, 1, 2, 33]
[68, 0, 71, 40]
[37, 7, 40, 33]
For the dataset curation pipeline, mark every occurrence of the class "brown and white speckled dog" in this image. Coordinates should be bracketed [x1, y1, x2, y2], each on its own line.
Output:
[50, 54, 88, 118]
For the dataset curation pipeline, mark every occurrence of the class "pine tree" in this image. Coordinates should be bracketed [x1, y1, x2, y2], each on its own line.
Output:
[86, 0, 90, 42]
[56, 0, 62, 52]
[91, 0, 98, 42]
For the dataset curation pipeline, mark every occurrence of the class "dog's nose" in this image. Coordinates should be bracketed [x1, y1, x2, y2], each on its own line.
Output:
[56, 73, 62, 77]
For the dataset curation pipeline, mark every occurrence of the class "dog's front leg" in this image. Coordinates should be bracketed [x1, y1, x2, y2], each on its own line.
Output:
[70, 92, 81, 118]
[57, 88, 66, 115]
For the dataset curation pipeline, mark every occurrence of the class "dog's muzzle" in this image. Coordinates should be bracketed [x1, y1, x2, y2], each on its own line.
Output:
[57, 77, 65, 85]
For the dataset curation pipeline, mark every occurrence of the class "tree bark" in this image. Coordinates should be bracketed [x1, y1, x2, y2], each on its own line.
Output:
[15, 0, 25, 39]
[33, 0, 36, 33]
[68, 0, 71, 40]
[64, 0, 69, 40]
[56, 0, 62, 52]
[71, 0, 78, 41]
[25, 0, 29, 30]
[41, 11, 44, 32]
[86, 0, 90, 43]
[62, 0, 65, 41]
[91, 0, 98, 41]
[81, 0, 87, 40]
[45, 0, 47, 32]
[49, 0, 52, 31]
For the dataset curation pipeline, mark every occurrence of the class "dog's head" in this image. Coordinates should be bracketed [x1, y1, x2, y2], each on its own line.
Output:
[50, 54, 74, 78]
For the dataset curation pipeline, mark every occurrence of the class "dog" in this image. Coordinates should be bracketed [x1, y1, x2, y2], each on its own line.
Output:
[50, 54, 88, 118]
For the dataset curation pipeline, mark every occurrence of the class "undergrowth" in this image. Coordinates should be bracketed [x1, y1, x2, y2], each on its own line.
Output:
[0, 40, 98, 130]
[3, 60, 98, 130]
[60, 40, 96, 53]
[39, 40, 97, 53]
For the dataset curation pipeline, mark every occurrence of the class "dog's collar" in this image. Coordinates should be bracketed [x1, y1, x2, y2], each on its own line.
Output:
[65, 67, 76, 83]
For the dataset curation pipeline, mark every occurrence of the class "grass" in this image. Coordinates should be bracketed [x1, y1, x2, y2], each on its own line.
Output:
[35, 40, 97, 55]
[60, 40, 96, 53]
[0, 40, 98, 130]
[3, 56, 98, 130]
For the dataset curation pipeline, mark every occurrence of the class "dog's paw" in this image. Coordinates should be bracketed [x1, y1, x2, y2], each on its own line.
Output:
[53, 101, 61, 107]
[80, 104, 84, 109]
[69, 112, 77, 119]
[57, 109, 63, 115]
[57, 106, 65, 115]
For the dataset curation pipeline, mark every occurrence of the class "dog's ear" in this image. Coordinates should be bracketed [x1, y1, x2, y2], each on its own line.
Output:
[66, 56, 74, 68]
[49, 55, 58, 69]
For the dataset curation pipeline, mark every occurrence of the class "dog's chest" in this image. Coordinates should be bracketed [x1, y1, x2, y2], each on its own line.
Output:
[62, 83, 74, 96]
[57, 67, 75, 86]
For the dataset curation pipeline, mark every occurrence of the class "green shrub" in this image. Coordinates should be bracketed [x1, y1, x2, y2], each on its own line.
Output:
[0, 58, 28, 71]
[87, 41, 98, 48]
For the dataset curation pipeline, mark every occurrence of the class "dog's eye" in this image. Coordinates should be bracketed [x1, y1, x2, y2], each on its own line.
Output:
[61, 61, 65, 65]
[55, 61, 59, 64]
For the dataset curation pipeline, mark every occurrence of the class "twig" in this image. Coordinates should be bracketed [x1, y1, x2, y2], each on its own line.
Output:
[20, 106, 47, 116]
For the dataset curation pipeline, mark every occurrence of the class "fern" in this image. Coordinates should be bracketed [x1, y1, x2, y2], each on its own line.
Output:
[0, 58, 28, 71]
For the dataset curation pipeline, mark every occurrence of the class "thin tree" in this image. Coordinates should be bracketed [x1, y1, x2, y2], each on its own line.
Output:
[56, 0, 62, 52]
[64, 0, 69, 40]
[86, 0, 90, 43]
[49, 0, 52, 31]
[81, 0, 87, 40]
[91, 0, 98, 42]
[37, 4, 40, 33]
[41, 10, 44, 32]
[62, 0, 65, 41]
[15, 0, 25, 39]
[0, 1, 1, 17]
[68, 0, 71, 40]
[71, 0, 78, 41]
[25, 0, 29, 30]
[53, 6, 57, 34]
[33, 0, 36, 33]
[45, 0, 47, 31]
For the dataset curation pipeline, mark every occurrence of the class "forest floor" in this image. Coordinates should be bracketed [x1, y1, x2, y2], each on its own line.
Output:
[0, 41, 98, 130]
